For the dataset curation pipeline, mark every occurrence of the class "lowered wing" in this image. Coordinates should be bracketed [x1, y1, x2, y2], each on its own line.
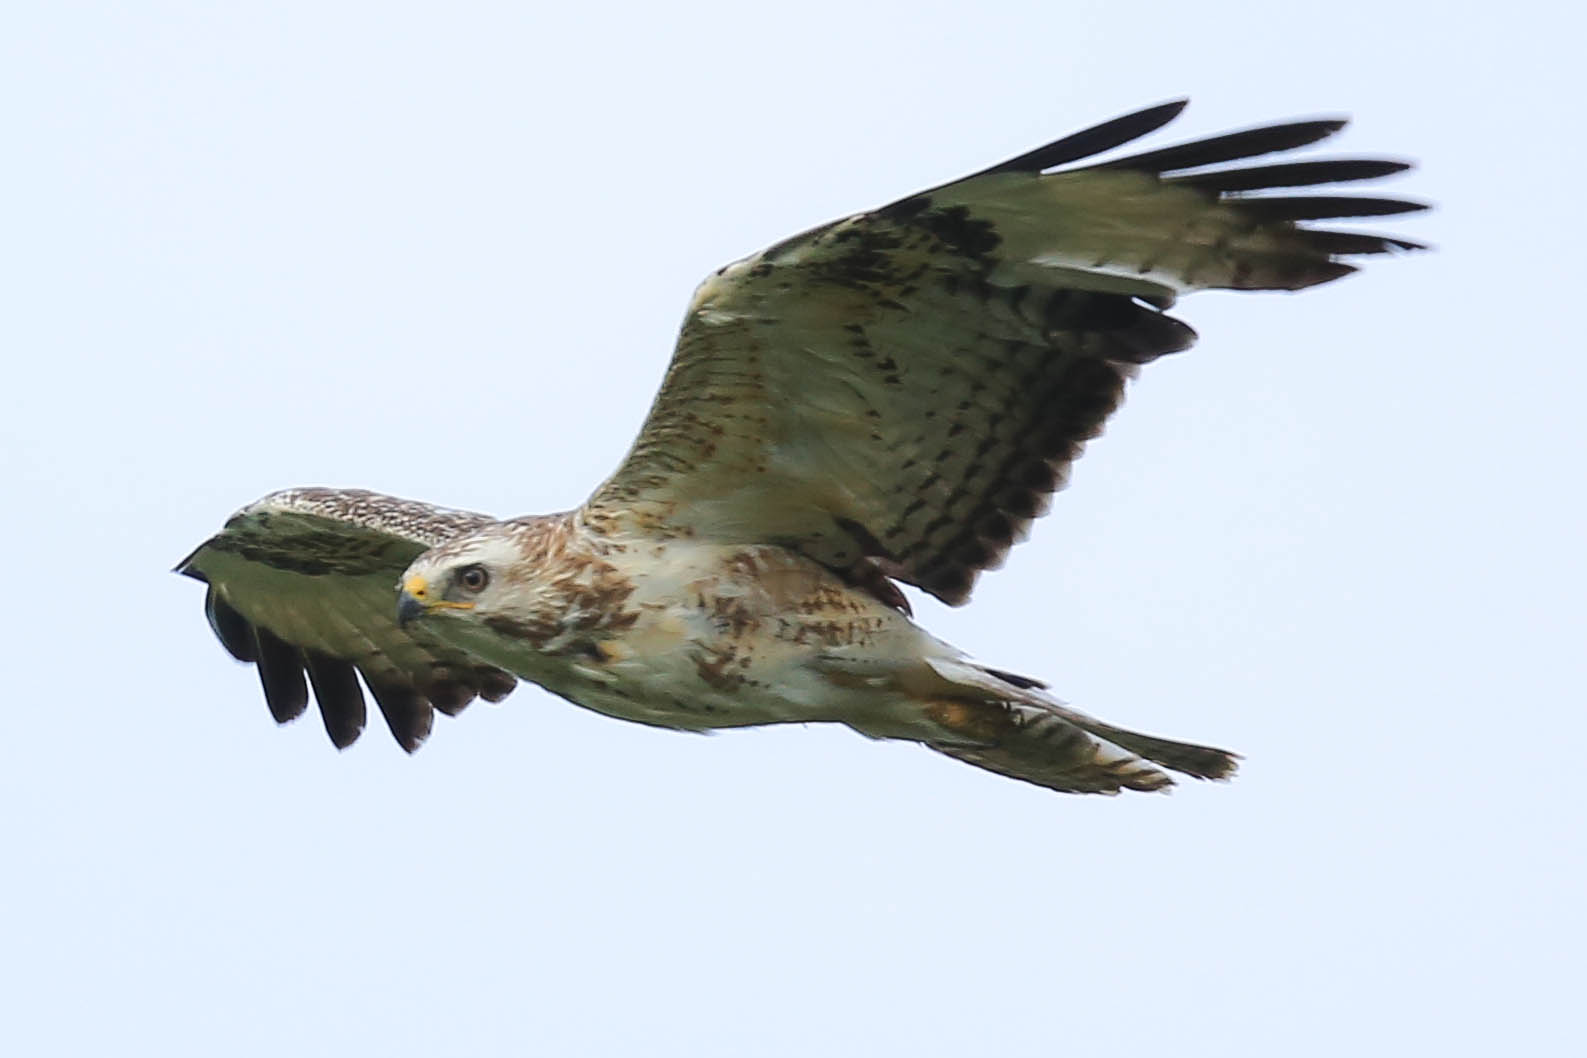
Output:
[177, 488, 516, 751]
[585, 100, 1424, 605]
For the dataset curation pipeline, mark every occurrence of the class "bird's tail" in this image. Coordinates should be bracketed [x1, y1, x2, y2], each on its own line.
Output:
[918, 659, 1239, 795]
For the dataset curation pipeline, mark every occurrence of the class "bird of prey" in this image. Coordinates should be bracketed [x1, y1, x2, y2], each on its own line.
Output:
[178, 101, 1424, 795]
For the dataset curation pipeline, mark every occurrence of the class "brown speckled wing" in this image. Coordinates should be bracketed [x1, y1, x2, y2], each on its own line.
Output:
[587, 102, 1424, 604]
[176, 488, 516, 751]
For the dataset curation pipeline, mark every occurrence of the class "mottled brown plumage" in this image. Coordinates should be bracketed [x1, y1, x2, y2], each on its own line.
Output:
[585, 104, 1421, 606]
[178, 102, 1424, 793]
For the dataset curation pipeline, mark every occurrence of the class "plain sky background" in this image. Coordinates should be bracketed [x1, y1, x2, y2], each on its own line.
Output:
[3, 3, 1582, 1055]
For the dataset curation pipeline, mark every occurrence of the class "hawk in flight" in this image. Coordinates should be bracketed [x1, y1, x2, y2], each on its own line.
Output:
[179, 101, 1423, 794]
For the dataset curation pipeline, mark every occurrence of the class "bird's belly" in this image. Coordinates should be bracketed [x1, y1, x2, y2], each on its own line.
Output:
[542, 607, 883, 732]
[551, 653, 843, 732]
[455, 542, 928, 732]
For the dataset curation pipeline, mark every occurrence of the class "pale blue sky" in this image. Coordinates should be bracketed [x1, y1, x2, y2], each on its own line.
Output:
[3, 3, 1582, 1055]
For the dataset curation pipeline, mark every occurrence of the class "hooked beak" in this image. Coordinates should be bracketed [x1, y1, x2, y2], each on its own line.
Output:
[396, 586, 427, 627]
[396, 573, 475, 627]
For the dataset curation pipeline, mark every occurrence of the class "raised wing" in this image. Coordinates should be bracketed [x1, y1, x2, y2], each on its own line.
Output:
[586, 101, 1424, 605]
[177, 488, 516, 751]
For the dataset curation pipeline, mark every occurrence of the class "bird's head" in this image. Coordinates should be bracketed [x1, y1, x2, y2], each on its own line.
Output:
[396, 531, 525, 628]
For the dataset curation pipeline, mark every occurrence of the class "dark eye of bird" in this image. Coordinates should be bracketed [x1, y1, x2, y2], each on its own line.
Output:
[457, 565, 489, 593]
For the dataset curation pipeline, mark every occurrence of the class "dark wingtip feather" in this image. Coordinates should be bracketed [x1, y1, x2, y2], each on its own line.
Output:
[1099, 118, 1349, 175]
[975, 99, 1190, 177]
[204, 589, 257, 663]
[253, 627, 309, 724]
[367, 681, 433, 753]
[1171, 158, 1412, 193]
[1300, 230, 1427, 256]
[1112, 310, 1198, 364]
[1261, 256, 1358, 290]
[424, 680, 475, 717]
[1232, 195, 1429, 222]
[923, 566, 975, 608]
[304, 651, 367, 749]
[476, 670, 516, 703]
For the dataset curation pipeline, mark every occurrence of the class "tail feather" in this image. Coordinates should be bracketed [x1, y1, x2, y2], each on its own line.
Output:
[928, 701, 1237, 796]
[929, 704, 1176, 795]
[917, 657, 1239, 795]
[1071, 717, 1240, 782]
